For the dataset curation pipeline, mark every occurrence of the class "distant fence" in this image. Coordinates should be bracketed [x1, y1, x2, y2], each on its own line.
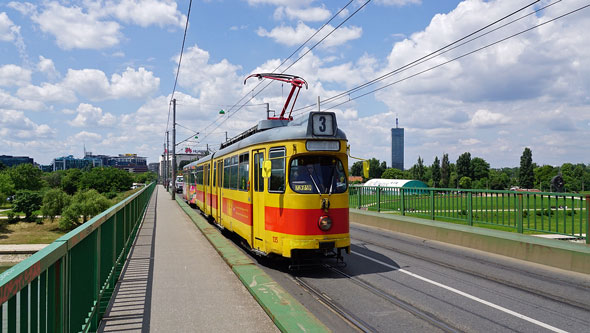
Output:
[349, 185, 589, 244]
[0, 182, 155, 332]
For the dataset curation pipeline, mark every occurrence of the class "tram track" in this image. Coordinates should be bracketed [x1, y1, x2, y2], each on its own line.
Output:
[351, 224, 590, 314]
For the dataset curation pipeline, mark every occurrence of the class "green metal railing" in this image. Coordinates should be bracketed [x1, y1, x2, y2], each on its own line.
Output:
[0, 182, 155, 332]
[350, 185, 589, 244]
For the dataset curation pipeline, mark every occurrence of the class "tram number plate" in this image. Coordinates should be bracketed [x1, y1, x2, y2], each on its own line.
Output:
[295, 184, 312, 191]
[312, 113, 334, 136]
[273, 236, 278, 243]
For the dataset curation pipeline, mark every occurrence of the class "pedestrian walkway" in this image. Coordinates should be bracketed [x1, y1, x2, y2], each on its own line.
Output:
[99, 185, 278, 332]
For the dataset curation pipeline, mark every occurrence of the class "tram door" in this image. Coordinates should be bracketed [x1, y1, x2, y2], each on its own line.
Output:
[203, 164, 210, 215]
[216, 160, 223, 224]
[252, 149, 266, 251]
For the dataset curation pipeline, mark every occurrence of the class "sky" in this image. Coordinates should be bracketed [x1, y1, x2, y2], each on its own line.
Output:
[1, 0, 589, 169]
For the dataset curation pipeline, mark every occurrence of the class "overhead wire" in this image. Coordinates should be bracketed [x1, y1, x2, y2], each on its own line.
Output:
[291, 0, 545, 116]
[316, 2, 589, 113]
[165, 0, 193, 136]
[196, 0, 371, 145]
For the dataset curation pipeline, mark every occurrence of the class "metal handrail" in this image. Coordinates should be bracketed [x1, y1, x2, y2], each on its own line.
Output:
[0, 182, 155, 332]
[349, 185, 589, 244]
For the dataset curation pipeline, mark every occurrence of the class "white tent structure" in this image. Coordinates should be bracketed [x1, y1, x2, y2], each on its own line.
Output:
[363, 179, 427, 188]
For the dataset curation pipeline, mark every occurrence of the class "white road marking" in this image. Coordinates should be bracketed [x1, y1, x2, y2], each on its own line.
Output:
[354, 251, 569, 333]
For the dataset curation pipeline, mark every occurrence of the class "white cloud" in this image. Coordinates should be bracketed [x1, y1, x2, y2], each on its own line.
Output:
[97, 0, 186, 28]
[0, 64, 31, 87]
[68, 103, 117, 127]
[17, 83, 76, 103]
[176, 45, 242, 104]
[459, 138, 481, 145]
[0, 12, 19, 42]
[470, 109, 510, 128]
[37, 56, 60, 80]
[110, 67, 160, 99]
[72, 131, 102, 142]
[273, 6, 331, 22]
[0, 109, 55, 139]
[32, 2, 121, 50]
[62, 67, 159, 101]
[0, 89, 44, 111]
[257, 22, 362, 48]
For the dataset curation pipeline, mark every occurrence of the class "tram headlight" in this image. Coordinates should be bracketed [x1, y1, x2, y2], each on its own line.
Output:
[318, 215, 332, 231]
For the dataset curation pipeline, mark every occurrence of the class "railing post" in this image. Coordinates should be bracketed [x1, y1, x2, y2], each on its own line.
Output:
[377, 186, 381, 212]
[430, 189, 435, 220]
[400, 189, 405, 216]
[467, 192, 473, 226]
[586, 195, 590, 245]
[517, 193, 524, 234]
[357, 186, 361, 209]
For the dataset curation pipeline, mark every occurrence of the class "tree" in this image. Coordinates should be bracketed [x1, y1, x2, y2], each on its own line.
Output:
[59, 190, 112, 230]
[8, 163, 44, 191]
[519, 147, 534, 189]
[441, 154, 450, 188]
[458, 176, 472, 189]
[0, 161, 6, 171]
[12, 190, 42, 221]
[489, 169, 510, 190]
[134, 172, 157, 184]
[61, 168, 83, 195]
[471, 157, 490, 181]
[41, 189, 71, 222]
[43, 171, 64, 188]
[431, 156, 441, 187]
[381, 168, 405, 179]
[534, 165, 555, 191]
[350, 161, 363, 177]
[79, 167, 133, 193]
[456, 152, 472, 180]
[0, 172, 15, 204]
[416, 156, 425, 181]
[367, 158, 386, 179]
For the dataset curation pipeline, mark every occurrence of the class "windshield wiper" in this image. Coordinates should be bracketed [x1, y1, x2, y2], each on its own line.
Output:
[328, 166, 336, 195]
[305, 166, 322, 194]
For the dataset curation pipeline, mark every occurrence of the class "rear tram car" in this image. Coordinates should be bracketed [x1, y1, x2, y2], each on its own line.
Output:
[183, 74, 350, 261]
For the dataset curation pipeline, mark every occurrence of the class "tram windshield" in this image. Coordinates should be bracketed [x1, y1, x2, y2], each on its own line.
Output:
[289, 156, 347, 194]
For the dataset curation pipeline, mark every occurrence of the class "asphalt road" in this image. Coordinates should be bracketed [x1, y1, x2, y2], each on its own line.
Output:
[254, 223, 590, 332]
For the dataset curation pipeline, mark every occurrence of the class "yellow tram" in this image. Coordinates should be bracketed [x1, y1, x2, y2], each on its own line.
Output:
[183, 74, 350, 260]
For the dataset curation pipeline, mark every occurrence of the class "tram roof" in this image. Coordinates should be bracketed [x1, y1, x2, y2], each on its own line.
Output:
[184, 111, 347, 169]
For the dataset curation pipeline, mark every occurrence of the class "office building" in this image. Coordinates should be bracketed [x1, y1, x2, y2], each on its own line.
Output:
[391, 118, 404, 170]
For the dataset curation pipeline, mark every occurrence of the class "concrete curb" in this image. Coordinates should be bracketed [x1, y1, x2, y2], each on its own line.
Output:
[174, 197, 330, 333]
[350, 209, 590, 275]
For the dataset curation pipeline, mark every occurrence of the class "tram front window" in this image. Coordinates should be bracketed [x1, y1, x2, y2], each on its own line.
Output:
[289, 156, 347, 194]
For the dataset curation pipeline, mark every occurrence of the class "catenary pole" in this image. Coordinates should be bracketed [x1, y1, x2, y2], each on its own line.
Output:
[166, 131, 169, 191]
[172, 98, 177, 200]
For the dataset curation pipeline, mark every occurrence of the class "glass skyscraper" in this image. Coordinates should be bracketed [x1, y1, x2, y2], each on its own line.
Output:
[391, 119, 404, 170]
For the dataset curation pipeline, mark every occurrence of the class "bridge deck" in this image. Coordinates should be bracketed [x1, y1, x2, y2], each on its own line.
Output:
[99, 185, 278, 332]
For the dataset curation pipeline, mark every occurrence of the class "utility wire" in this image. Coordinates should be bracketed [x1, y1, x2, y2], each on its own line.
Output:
[198, 0, 371, 145]
[292, 0, 543, 115]
[166, 0, 193, 135]
[193, 0, 357, 144]
[316, 2, 590, 113]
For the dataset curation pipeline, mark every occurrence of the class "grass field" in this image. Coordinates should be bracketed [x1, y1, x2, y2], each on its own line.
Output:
[0, 220, 66, 244]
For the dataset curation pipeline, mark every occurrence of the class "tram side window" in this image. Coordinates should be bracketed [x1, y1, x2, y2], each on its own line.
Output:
[269, 148, 286, 193]
[230, 155, 239, 190]
[196, 166, 203, 185]
[238, 153, 249, 191]
[223, 158, 230, 188]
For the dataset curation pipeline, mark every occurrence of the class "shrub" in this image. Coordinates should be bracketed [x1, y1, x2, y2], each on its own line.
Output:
[41, 189, 71, 222]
